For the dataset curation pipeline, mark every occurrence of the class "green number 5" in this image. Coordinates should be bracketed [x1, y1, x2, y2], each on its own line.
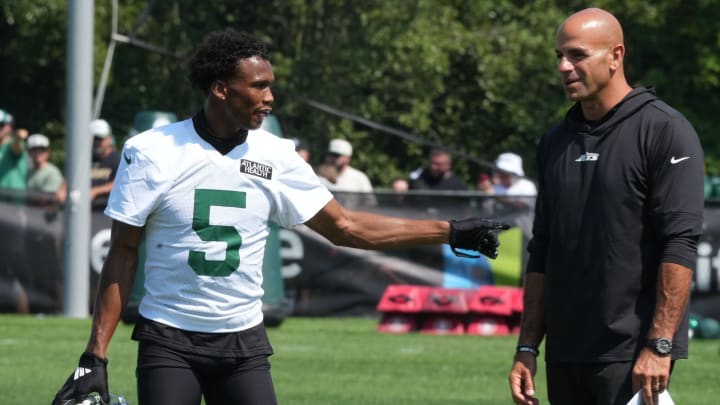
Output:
[188, 189, 246, 277]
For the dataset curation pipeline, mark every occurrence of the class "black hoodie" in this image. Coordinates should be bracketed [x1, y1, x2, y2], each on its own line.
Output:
[527, 87, 704, 362]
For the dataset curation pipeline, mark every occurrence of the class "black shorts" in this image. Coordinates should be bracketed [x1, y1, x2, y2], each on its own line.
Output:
[133, 317, 276, 405]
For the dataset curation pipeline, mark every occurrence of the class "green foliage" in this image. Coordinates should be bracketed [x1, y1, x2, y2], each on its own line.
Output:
[0, 1, 67, 136]
[1, 0, 719, 181]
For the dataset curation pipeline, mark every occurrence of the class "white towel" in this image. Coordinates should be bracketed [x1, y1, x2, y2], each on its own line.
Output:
[626, 389, 675, 405]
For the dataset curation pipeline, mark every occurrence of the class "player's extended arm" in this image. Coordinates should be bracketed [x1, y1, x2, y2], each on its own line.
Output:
[305, 198, 450, 249]
[510, 272, 545, 405]
[632, 262, 693, 403]
[304, 198, 508, 256]
[85, 219, 143, 358]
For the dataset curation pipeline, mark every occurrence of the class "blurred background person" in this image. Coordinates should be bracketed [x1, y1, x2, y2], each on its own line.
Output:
[325, 138, 375, 208]
[389, 176, 410, 207]
[476, 172, 495, 194]
[409, 149, 467, 191]
[476, 172, 499, 216]
[478, 172, 507, 195]
[391, 177, 409, 194]
[89, 118, 120, 203]
[494, 152, 537, 202]
[408, 148, 468, 217]
[491, 172, 507, 194]
[0, 109, 28, 194]
[56, 118, 121, 206]
[326, 138, 373, 192]
[493, 152, 537, 240]
[26, 133, 64, 194]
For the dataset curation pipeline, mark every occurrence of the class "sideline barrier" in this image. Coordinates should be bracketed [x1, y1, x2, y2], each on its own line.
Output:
[466, 286, 522, 336]
[376, 285, 522, 335]
[376, 285, 430, 333]
[420, 288, 471, 335]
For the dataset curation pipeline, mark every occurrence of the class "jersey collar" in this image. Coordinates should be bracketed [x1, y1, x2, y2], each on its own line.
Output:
[192, 110, 248, 155]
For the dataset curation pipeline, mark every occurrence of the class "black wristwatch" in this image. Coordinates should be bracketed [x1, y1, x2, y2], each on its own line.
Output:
[646, 338, 673, 356]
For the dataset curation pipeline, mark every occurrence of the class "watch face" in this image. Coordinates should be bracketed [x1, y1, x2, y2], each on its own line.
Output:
[655, 338, 672, 354]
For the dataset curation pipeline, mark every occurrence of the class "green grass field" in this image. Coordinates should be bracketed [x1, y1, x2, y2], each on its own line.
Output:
[1, 315, 718, 404]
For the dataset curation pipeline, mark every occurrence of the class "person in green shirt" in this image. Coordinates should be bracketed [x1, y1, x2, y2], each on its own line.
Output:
[26, 133, 64, 193]
[0, 109, 28, 192]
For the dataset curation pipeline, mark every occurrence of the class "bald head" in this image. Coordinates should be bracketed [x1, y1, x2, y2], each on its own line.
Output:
[555, 8, 631, 116]
[558, 8, 624, 49]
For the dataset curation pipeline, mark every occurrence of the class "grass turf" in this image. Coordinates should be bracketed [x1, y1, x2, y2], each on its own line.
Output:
[1, 314, 718, 404]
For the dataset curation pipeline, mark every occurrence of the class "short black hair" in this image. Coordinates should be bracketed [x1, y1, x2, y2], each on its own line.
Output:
[186, 29, 269, 94]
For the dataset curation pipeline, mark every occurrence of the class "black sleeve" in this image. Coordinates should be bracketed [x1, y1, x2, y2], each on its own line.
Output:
[647, 113, 705, 270]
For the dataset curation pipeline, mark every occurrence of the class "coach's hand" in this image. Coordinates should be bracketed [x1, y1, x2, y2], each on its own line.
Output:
[509, 352, 540, 405]
[52, 352, 109, 405]
[449, 218, 510, 259]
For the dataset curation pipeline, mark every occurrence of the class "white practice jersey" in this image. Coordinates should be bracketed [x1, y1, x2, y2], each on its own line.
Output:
[105, 119, 333, 332]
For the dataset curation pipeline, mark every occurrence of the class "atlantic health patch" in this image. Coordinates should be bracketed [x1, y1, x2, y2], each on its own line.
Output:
[240, 159, 273, 180]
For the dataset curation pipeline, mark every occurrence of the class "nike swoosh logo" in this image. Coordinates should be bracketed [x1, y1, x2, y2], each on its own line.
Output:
[124, 152, 131, 164]
[670, 156, 690, 164]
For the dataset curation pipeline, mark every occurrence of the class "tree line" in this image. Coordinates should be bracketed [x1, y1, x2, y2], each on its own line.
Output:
[2, 0, 719, 186]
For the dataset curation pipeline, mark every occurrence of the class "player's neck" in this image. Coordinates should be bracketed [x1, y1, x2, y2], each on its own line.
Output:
[202, 102, 250, 139]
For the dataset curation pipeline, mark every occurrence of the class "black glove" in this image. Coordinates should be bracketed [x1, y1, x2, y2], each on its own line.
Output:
[52, 352, 109, 405]
[449, 218, 510, 259]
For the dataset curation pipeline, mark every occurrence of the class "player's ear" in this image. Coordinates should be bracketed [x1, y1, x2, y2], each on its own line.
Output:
[211, 80, 228, 101]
